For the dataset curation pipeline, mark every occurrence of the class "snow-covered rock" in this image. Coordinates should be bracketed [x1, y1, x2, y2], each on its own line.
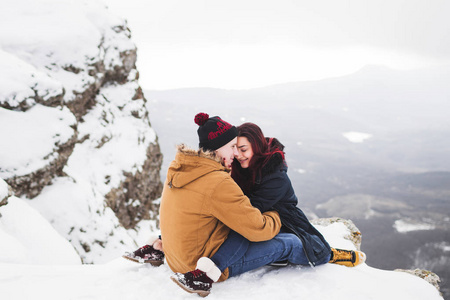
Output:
[0, 105, 77, 198]
[0, 0, 162, 263]
[0, 177, 12, 208]
[312, 217, 362, 250]
[395, 269, 442, 296]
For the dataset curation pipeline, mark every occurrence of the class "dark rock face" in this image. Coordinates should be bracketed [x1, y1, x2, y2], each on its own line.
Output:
[0, 90, 65, 112]
[0, 184, 13, 209]
[106, 142, 163, 229]
[5, 133, 78, 199]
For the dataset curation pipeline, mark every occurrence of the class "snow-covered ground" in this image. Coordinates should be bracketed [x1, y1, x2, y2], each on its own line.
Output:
[0, 259, 442, 300]
[0, 201, 443, 300]
[1, 180, 442, 299]
[0, 196, 80, 265]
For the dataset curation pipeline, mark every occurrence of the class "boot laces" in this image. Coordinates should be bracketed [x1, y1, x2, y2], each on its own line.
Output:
[334, 249, 353, 261]
[190, 269, 204, 278]
[135, 245, 152, 256]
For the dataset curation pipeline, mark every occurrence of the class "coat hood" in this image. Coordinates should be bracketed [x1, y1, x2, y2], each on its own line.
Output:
[254, 152, 286, 185]
[167, 144, 229, 188]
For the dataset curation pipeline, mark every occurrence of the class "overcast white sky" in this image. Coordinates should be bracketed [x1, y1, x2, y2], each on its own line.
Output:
[104, 0, 450, 90]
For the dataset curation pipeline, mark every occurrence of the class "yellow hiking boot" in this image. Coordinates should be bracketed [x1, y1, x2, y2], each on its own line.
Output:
[329, 248, 366, 267]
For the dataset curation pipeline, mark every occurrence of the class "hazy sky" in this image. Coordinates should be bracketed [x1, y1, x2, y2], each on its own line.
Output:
[104, 0, 450, 89]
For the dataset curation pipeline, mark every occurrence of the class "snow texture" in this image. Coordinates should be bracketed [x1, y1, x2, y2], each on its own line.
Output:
[0, 204, 443, 299]
[0, 184, 81, 265]
[0, 0, 134, 104]
[0, 105, 76, 178]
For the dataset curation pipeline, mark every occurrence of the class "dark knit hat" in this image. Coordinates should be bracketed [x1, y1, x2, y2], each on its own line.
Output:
[194, 112, 238, 151]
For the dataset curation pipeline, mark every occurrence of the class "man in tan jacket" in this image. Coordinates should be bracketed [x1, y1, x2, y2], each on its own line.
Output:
[162, 112, 333, 297]
[160, 113, 281, 286]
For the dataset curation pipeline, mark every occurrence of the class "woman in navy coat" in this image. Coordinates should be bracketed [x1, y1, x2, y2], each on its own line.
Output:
[210, 122, 366, 271]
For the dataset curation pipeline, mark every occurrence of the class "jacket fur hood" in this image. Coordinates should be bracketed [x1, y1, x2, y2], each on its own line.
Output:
[176, 144, 222, 163]
[255, 152, 286, 185]
[261, 152, 285, 177]
[167, 144, 228, 188]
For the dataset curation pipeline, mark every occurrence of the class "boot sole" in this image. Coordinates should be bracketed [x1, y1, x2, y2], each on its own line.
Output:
[170, 275, 210, 297]
[269, 260, 289, 267]
[122, 255, 164, 266]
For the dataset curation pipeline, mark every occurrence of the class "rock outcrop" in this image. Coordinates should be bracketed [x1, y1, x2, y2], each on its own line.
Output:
[0, 179, 12, 212]
[312, 217, 362, 250]
[395, 269, 442, 297]
[0, 0, 162, 263]
[106, 142, 163, 229]
[5, 131, 78, 199]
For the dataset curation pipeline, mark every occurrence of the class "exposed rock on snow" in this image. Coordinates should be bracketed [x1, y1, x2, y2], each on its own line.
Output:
[0, 0, 162, 263]
[0, 105, 77, 198]
[106, 141, 163, 229]
[0, 179, 13, 210]
[312, 217, 362, 250]
[0, 49, 65, 111]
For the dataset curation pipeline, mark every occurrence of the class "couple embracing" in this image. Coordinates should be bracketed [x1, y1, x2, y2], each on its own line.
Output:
[123, 112, 366, 297]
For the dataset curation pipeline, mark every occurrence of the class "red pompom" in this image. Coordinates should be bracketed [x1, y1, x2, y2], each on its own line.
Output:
[194, 112, 209, 126]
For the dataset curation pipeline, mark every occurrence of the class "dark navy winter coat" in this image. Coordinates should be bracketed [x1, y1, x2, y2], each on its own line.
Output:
[249, 153, 331, 266]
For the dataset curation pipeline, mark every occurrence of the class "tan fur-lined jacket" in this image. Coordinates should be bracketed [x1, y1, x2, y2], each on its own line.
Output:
[159, 145, 281, 281]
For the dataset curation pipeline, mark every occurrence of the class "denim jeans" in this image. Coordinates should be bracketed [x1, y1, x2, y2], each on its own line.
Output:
[227, 232, 331, 278]
[211, 230, 249, 272]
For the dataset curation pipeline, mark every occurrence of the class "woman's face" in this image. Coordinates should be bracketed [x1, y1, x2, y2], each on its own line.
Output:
[236, 136, 254, 169]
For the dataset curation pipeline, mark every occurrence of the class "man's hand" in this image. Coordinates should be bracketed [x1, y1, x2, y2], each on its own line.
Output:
[153, 238, 163, 251]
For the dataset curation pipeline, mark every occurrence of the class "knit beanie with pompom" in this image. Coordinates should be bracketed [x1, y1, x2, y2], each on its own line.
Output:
[194, 112, 238, 151]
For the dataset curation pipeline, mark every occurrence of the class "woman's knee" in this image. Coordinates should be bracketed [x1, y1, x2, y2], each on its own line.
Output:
[275, 233, 302, 248]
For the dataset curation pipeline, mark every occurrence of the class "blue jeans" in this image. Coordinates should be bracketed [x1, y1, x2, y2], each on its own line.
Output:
[227, 233, 331, 277]
[211, 230, 249, 272]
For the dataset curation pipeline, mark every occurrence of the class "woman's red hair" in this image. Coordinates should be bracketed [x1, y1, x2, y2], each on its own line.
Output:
[231, 122, 285, 194]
